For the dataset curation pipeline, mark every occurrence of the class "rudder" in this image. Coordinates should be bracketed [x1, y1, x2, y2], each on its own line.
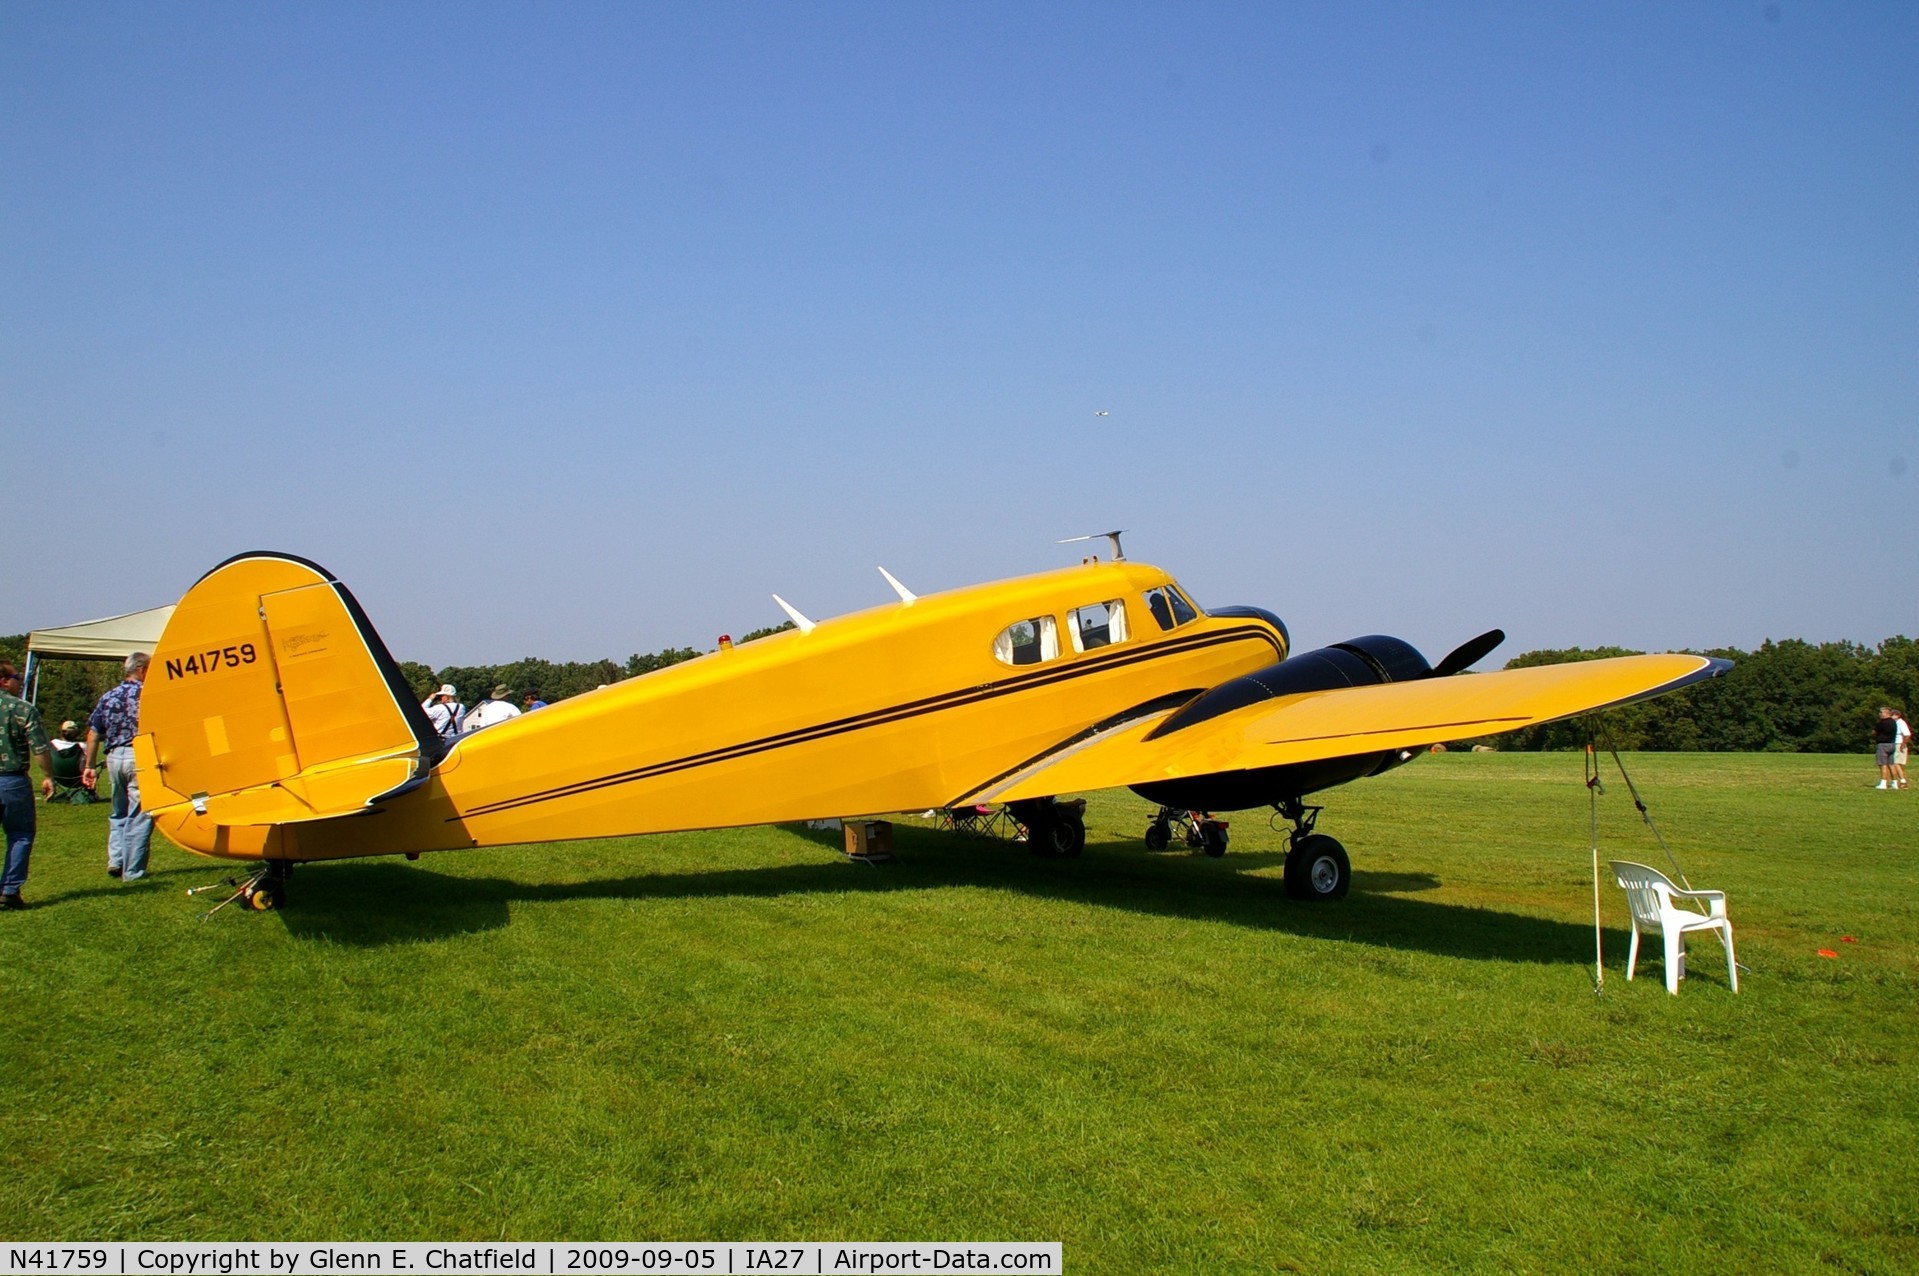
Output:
[136, 552, 442, 831]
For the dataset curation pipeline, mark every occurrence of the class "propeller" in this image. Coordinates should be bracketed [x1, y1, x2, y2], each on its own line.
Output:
[1057, 530, 1127, 561]
[1430, 628, 1506, 678]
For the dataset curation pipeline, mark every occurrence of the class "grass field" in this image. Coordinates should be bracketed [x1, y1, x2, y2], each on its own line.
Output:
[3, 752, 1914, 1272]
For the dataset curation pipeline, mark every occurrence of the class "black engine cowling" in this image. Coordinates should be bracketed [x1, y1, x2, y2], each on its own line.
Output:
[1130, 634, 1435, 812]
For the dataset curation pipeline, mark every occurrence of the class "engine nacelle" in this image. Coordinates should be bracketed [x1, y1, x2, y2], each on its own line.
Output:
[1131, 634, 1432, 811]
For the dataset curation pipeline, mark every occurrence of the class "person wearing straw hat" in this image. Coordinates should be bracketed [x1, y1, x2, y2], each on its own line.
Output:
[462, 684, 523, 733]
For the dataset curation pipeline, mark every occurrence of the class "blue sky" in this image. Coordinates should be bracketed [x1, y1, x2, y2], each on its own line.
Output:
[4, 2, 1913, 666]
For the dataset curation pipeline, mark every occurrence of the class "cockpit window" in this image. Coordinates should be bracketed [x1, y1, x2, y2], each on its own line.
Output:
[1068, 600, 1128, 653]
[993, 615, 1060, 666]
[1144, 585, 1198, 631]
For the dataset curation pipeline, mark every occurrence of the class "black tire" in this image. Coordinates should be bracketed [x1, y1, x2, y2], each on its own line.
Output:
[1144, 822, 1171, 851]
[1284, 834, 1350, 901]
[1054, 807, 1086, 858]
[1012, 800, 1083, 858]
[1199, 822, 1228, 858]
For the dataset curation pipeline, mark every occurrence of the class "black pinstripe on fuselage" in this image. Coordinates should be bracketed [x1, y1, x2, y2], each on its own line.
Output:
[453, 622, 1284, 820]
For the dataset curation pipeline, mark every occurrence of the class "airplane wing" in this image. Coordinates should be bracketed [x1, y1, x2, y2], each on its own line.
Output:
[967, 653, 1728, 805]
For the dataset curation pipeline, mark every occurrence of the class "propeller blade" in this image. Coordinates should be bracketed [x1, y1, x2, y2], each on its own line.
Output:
[1431, 628, 1506, 677]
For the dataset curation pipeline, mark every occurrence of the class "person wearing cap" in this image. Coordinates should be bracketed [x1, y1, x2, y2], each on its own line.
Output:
[462, 684, 523, 733]
[422, 684, 466, 741]
[0, 661, 55, 909]
[82, 651, 155, 881]
[45, 719, 97, 803]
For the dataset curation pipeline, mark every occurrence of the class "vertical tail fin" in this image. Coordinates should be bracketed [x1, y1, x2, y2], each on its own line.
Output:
[136, 553, 442, 827]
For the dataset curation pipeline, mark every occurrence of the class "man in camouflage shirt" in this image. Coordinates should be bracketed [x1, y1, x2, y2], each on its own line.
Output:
[0, 661, 54, 909]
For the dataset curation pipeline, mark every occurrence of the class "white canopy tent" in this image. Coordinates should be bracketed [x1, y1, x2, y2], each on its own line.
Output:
[23, 605, 175, 703]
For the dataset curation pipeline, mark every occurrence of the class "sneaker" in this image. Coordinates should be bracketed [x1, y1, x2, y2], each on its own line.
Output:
[1877, 781, 1889, 789]
[107, 866, 122, 879]
[1, 894, 24, 911]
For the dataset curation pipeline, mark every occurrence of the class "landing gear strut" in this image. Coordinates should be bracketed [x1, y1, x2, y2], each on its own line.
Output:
[1276, 800, 1349, 902]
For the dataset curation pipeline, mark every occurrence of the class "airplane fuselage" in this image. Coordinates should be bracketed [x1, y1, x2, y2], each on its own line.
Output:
[154, 561, 1288, 862]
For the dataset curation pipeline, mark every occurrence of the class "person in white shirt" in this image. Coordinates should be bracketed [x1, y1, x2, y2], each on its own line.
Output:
[463, 684, 524, 733]
[422, 684, 465, 741]
[1894, 710, 1911, 790]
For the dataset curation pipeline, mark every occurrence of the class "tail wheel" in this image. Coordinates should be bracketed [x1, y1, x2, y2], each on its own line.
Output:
[1284, 834, 1350, 901]
[248, 862, 292, 911]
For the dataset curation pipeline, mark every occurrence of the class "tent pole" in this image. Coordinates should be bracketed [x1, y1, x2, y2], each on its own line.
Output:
[21, 652, 37, 705]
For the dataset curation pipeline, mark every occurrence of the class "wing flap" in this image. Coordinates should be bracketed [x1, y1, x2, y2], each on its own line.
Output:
[977, 653, 1727, 803]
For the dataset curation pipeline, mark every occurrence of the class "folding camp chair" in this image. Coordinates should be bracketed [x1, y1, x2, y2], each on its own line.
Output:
[45, 739, 98, 804]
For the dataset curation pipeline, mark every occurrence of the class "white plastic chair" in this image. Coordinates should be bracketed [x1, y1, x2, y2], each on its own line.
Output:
[1610, 861, 1739, 995]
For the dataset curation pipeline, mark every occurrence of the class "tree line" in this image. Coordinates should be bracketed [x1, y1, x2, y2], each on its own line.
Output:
[5, 629, 1911, 754]
[1484, 636, 1917, 752]
[399, 622, 794, 712]
[0, 623, 792, 739]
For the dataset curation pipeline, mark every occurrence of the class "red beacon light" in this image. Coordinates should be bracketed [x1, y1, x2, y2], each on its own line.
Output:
[718, 635, 733, 652]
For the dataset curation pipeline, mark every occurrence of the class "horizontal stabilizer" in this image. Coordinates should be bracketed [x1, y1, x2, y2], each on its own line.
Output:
[135, 553, 440, 828]
[973, 653, 1730, 804]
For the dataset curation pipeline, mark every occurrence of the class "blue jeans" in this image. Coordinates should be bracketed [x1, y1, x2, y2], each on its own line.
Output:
[107, 746, 154, 880]
[0, 771, 34, 896]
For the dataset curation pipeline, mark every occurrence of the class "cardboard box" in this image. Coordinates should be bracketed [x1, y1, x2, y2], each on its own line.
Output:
[843, 819, 895, 861]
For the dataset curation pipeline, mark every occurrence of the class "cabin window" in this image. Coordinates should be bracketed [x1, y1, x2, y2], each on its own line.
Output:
[1068, 600, 1128, 653]
[1144, 585, 1199, 631]
[993, 615, 1060, 666]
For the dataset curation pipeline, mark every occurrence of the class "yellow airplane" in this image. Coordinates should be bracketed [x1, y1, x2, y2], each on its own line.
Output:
[136, 550, 1728, 909]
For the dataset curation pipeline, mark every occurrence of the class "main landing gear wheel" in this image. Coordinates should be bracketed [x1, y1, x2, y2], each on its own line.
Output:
[1012, 799, 1086, 858]
[1144, 821, 1171, 851]
[1048, 805, 1086, 858]
[1284, 834, 1350, 901]
[1198, 822, 1229, 858]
